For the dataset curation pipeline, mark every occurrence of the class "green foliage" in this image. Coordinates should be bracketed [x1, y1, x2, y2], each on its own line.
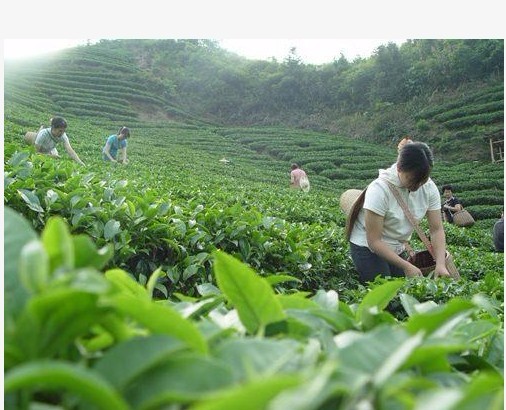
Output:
[3, 39, 504, 408]
[4, 39, 504, 160]
[4, 210, 504, 409]
[214, 251, 286, 335]
[4, 207, 37, 320]
[415, 118, 430, 132]
[3, 117, 503, 301]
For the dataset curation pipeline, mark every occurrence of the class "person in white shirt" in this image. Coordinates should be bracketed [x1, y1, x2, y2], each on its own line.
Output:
[348, 142, 450, 283]
[35, 117, 85, 166]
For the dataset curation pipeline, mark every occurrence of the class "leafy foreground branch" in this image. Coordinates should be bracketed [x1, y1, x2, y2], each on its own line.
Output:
[4, 206, 504, 410]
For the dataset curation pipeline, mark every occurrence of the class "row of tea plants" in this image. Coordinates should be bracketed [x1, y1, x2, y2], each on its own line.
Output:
[4, 107, 504, 408]
[4, 207, 503, 409]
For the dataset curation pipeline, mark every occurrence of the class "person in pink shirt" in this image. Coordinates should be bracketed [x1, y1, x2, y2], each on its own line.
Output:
[290, 163, 310, 191]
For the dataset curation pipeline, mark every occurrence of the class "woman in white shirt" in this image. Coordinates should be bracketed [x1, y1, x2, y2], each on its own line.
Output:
[348, 142, 450, 283]
[34, 117, 85, 165]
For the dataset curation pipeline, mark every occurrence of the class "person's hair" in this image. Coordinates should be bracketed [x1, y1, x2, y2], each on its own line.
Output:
[118, 126, 130, 138]
[397, 141, 433, 184]
[51, 116, 67, 129]
[291, 163, 299, 170]
[441, 184, 454, 193]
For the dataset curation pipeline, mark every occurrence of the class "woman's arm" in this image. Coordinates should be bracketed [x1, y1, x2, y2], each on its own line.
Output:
[103, 142, 117, 162]
[63, 140, 85, 165]
[365, 210, 423, 277]
[118, 147, 128, 164]
[35, 143, 60, 158]
[427, 209, 450, 278]
[443, 201, 463, 213]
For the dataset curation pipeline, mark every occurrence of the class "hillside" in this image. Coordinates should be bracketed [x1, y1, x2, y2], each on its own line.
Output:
[328, 81, 504, 161]
[4, 40, 504, 226]
[3, 46, 209, 126]
[4, 39, 503, 161]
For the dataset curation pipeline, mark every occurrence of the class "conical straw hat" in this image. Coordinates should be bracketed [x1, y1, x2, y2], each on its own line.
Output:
[339, 189, 363, 216]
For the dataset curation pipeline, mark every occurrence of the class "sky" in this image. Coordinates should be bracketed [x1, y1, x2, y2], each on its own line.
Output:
[2, 38, 407, 65]
[219, 39, 406, 64]
[1, 1, 504, 65]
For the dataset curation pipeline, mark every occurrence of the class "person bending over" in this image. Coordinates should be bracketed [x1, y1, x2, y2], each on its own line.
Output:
[348, 142, 450, 283]
[493, 210, 504, 252]
[34, 116, 85, 165]
[290, 163, 309, 191]
[102, 126, 130, 164]
[441, 184, 463, 223]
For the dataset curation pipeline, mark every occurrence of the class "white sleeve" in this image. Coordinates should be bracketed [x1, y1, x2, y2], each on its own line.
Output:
[427, 180, 441, 211]
[363, 180, 389, 217]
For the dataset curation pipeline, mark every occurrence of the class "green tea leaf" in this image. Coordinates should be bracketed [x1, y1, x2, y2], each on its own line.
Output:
[356, 280, 404, 323]
[73, 234, 113, 270]
[94, 335, 186, 390]
[125, 354, 234, 408]
[372, 331, 424, 386]
[214, 338, 305, 381]
[19, 240, 49, 293]
[190, 375, 301, 410]
[20, 289, 103, 357]
[265, 274, 301, 286]
[105, 269, 150, 298]
[5, 360, 129, 410]
[213, 251, 286, 335]
[4, 206, 37, 318]
[17, 188, 44, 213]
[108, 293, 208, 354]
[405, 298, 475, 335]
[104, 219, 121, 240]
[455, 371, 504, 409]
[276, 294, 320, 310]
[335, 326, 409, 378]
[41, 216, 74, 272]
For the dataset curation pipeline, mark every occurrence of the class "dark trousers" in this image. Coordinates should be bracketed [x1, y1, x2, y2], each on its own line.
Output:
[350, 242, 405, 283]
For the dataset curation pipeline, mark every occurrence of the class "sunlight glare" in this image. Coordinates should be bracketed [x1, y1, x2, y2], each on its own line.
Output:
[3, 39, 89, 60]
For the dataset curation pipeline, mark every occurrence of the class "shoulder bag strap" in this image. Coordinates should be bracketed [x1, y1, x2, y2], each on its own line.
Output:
[383, 180, 435, 258]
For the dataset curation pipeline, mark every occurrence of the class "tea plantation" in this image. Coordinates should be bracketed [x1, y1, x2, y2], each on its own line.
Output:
[3, 45, 504, 409]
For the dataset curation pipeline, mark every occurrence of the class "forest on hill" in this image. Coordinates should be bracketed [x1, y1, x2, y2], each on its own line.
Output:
[5, 38, 504, 161]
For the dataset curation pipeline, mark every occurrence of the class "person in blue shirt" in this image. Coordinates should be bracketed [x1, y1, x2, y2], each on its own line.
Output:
[102, 126, 130, 164]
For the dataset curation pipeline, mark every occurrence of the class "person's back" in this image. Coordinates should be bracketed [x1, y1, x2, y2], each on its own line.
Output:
[493, 212, 504, 252]
[291, 168, 306, 186]
[290, 163, 309, 190]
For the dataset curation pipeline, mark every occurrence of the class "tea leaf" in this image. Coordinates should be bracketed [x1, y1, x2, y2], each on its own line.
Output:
[5, 360, 129, 410]
[41, 216, 74, 272]
[213, 251, 286, 335]
[4, 206, 37, 318]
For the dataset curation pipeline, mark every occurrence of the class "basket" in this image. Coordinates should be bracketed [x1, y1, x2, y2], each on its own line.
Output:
[452, 209, 475, 227]
[409, 250, 460, 279]
[24, 131, 37, 145]
[340, 189, 363, 216]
